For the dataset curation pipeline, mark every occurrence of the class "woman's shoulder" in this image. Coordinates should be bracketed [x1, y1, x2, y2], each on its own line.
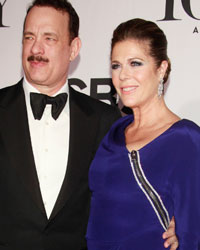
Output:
[170, 119, 200, 183]
[180, 118, 200, 128]
[99, 115, 133, 150]
[176, 119, 200, 138]
[171, 119, 200, 151]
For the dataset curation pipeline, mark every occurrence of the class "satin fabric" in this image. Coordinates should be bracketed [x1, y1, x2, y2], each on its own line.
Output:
[86, 115, 200, 250]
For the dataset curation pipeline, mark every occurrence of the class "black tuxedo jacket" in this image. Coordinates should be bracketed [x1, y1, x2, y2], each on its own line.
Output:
[0, 79, 121, 250]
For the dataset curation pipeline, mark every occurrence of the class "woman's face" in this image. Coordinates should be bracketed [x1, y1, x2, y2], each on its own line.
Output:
[111, 39, 166, 109]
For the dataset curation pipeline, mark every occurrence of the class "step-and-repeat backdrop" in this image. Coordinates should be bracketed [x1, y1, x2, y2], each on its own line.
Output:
[1, 0, 200, 124]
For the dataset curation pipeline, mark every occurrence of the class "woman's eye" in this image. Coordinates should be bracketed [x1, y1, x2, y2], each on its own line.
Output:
[130, 61, 142, 66]
[111, 64, 120, 70]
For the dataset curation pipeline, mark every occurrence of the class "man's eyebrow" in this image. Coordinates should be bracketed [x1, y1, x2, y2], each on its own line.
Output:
[23, 31, 34, 36]
[43, 32, 57, 37]
[23, 31, 57, 37]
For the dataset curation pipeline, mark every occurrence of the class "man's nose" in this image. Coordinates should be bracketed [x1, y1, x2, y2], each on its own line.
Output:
[31, 39, 45, 55]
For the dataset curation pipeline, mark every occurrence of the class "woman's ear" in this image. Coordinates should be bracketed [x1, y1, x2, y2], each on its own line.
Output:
[159, 60, 168, 79]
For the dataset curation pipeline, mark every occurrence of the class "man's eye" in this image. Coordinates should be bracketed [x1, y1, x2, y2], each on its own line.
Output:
[24, 36, 33, 40]
[46, 37, 55, 41]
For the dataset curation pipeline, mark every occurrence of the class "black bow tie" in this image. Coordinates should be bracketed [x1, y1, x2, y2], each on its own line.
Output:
[30, 92, 68, 120]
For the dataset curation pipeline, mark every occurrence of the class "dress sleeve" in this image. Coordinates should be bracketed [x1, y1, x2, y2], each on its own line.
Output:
[171, 131, 200, 249]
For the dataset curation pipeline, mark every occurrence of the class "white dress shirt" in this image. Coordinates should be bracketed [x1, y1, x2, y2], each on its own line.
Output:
[23, 77, 70, 218]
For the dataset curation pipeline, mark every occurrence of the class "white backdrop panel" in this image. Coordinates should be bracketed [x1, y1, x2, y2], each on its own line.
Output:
[0, 0, 200, 124]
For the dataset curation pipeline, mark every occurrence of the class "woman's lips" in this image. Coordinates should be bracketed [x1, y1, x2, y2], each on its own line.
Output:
[121, 86, 138, 94]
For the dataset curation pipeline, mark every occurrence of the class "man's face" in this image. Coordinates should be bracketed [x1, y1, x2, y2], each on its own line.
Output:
[22, 6, 80, 94]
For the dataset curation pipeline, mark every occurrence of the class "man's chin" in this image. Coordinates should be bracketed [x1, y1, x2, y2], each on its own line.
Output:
[26, 77, 49, 87]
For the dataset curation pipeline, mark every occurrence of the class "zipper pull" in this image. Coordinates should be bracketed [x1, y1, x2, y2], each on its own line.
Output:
[130, 150, 138, 161]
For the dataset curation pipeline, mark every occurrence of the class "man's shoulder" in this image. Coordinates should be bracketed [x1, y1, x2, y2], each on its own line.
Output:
[0, 79, 22, 92]
[0, 80, 23, 106]
[69, 86, 119, 114]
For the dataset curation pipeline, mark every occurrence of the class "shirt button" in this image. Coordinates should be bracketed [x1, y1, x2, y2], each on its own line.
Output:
[45, 148, 48, 152]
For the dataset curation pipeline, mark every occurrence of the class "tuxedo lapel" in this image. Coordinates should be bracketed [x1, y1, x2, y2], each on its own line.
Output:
[0, 81, 47, 218]
[50, 87, 99, 219]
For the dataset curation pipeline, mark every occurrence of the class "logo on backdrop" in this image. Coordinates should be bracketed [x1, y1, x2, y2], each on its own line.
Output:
[158, 0, 200, 33]
[158, 0, 200, 21]
[69, 78, 117, 106]
[69, 78, 130, 114]
[0, 0, 9, 28]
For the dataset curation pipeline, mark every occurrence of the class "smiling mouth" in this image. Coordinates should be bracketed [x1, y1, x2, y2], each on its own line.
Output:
[121, 86, 138, 93]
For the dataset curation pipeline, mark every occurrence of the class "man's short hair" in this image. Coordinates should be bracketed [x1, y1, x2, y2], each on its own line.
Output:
[24, 0, 79, 42]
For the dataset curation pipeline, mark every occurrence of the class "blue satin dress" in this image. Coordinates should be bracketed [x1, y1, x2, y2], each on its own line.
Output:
[86, 115, 200, 250]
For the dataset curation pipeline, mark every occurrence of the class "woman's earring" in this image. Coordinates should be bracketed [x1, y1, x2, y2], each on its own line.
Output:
[158, 78, 164, 98]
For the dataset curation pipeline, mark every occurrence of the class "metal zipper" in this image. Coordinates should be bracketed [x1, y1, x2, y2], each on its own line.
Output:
[129, 150, 170, 231]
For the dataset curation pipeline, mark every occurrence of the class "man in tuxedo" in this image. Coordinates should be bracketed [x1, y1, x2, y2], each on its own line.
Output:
[0, 0, 178, 249]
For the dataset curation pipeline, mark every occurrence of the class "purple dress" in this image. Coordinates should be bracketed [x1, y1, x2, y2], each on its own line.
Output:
[86, 115, 200, 250]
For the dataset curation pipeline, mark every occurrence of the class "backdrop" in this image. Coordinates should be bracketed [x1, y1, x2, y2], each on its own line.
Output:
[1, 0, 200, 124]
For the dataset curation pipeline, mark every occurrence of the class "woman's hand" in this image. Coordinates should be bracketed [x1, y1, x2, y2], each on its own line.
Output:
[162, 217, 179, 250]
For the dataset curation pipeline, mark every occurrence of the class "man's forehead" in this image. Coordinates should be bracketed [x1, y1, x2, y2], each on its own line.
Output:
[25, 6, 70, 30]
[26, 6, 69, 22]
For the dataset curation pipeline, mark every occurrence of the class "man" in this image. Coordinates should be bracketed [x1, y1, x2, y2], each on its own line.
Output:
[0, 0, 178, 249]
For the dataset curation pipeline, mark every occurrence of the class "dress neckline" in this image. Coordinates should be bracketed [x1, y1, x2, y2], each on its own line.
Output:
[119, 115, 184, 153]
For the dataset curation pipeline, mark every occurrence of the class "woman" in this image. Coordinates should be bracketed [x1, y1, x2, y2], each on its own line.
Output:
[86, 18, 200, 249]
